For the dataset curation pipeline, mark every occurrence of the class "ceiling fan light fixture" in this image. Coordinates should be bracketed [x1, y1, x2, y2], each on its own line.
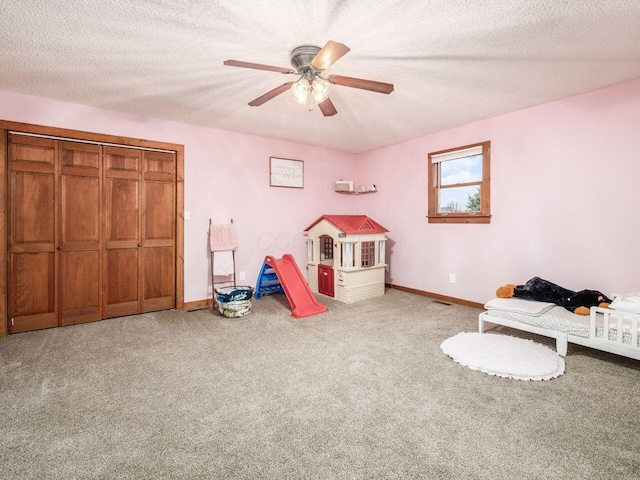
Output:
[311, 77, 331, 103]
[291, 78, 310, 104]
[225, 40, 394, 117]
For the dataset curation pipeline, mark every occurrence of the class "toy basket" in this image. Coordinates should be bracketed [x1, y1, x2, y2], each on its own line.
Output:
[215, 286, 254, 318]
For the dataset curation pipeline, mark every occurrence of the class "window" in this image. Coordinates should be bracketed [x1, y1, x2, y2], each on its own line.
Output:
[341, 243, 354, 268]
[427, 141, 490, 223]
[378, 240, 385, 265]
[361, 241, 375, 267]
[307, 240, 313, 262]
[320, 236, 333, 260]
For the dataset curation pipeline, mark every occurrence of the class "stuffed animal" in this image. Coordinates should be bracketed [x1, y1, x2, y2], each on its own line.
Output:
[496, 276, 611, 316]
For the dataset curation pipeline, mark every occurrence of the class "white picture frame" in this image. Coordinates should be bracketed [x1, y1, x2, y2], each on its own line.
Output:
[269, 157, 304, 189]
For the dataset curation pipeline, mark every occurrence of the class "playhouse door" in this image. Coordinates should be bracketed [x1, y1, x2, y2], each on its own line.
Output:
[318, 264, 334, 297]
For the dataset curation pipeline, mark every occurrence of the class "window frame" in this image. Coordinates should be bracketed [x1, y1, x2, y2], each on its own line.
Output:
[341, 242, 355, 268]
[378, 240, 386, 266]
[427, 141, 491, 224]
[361, 241, 375, 268]
[320, 236, 333, 260]
[307, 239, 314, 262]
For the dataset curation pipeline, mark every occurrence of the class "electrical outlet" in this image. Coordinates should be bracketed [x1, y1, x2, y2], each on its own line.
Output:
[449, 274, 456, 284]
[184, 211, 191, 220]
[385, 264, 390, 272]
[239, 271, 246, 281]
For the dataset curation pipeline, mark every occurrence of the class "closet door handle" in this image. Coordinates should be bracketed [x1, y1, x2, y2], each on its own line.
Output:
[137, 243, 142, 247]
[57, 246, 62, 250]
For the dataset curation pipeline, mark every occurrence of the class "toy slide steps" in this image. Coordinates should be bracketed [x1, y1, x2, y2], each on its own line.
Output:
[256, 254, 327, 319]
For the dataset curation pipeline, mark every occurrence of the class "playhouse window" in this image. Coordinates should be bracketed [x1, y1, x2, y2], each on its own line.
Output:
[307, 240, 313, 262]
[341, 243, 354, 268]
[320, 236, 333, 260]
[378, 240, 385, 265]
[428, 141, 491, 224]
[361, 241, 375, 267]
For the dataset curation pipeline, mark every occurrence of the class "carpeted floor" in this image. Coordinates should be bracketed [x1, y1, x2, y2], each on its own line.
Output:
[1, 289, 639, 479]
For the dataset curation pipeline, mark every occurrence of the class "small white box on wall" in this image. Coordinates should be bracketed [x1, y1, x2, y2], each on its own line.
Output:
[335, 180, 354, 192]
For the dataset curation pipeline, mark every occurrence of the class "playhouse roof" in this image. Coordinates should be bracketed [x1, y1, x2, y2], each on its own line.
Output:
[305, 215, 389, 235]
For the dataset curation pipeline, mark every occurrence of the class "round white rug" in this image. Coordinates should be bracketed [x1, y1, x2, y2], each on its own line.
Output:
[440, 332, 565, 381]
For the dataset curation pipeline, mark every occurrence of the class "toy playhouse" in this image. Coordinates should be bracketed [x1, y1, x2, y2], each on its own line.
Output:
[305, 215, 388, 304]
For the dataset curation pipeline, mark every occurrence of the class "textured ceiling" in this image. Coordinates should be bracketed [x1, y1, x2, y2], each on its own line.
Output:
[1, 1, 640, 153]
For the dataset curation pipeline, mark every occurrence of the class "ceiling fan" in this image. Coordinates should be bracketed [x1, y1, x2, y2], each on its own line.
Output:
[224, 40, 394, 116]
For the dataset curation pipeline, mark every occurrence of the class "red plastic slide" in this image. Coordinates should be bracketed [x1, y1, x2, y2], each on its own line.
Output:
[264, 254, 328, 319]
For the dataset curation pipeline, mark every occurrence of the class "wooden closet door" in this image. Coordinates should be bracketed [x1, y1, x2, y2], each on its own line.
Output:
[7, 135, 58, 333]
[141, 151, 175, 313]
[103, 146, 142, 319]
[59, 142, 102, 325]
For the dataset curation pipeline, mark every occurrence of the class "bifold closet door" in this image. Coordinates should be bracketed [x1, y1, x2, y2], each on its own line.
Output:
[141, 151, 175, 313]
[58, 141, 102, 325]
[6, 136, 177, 332]
[103, 146, 142, 319]
[103, 147, 176, 316]
[7, 135, 57, 333]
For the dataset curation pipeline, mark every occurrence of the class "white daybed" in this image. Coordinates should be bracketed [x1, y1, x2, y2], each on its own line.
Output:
[479, 297, 640, 360]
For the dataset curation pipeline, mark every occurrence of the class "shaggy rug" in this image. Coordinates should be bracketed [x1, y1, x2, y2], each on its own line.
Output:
[440, 332, 565, 381]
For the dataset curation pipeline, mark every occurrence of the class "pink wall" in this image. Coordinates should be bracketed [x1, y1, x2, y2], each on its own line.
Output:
[2, 78, 638, 306]
[0, 91, 360, 303]
[358, 78, 640, 303]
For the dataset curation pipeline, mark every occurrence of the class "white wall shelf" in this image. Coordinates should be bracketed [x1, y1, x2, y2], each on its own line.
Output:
[336, 190, 377, 195]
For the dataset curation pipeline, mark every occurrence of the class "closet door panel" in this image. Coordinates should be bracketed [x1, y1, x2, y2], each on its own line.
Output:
[105, 148, 140, 173]
[12, 171, 55, 244]
[103, 147, 142, 318]
[62, 176, 100, 242]
[60, 251, 100, 323]
[105, 178, 139, 243]
[12, 254, 54, 315]
[145, 151, 174, 176]
[9, 252, 56, 333]
[142, 247, 174, 312]
[7, 135, 57, 333]
[9, 136, 55, 173]
[59, 142, 102, 325]
[141, 151, 175, 313]
[144, 181, 173, 241]
[104, 249, 139, 318]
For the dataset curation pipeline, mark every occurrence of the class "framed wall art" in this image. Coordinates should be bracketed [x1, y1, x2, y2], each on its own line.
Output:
[269, 157, 304, 188]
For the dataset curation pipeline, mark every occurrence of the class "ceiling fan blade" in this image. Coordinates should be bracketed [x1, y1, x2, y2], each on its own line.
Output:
[224, 60, 296, 74]
[328, 75, 394, 94]
[248, 82, 294, 106]
[311, 41, 351, 71]
[318, 97, 338, 117]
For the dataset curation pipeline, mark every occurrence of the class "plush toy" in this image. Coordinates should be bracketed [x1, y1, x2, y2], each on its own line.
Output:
[496, 276, 611, 316]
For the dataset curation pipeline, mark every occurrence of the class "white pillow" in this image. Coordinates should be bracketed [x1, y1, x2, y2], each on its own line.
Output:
[484, 298, 556, 316]
[609, 293, 640, 314]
